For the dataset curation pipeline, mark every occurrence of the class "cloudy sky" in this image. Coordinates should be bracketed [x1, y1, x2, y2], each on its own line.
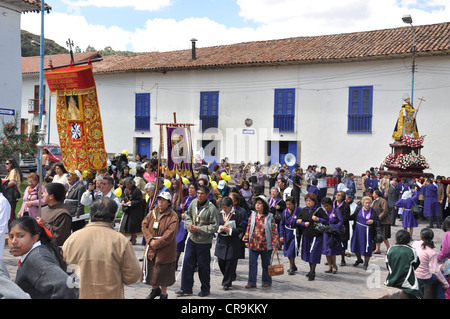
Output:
[21, 0, 450, 53]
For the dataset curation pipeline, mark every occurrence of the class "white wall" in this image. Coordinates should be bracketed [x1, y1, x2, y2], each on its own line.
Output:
[22, 54, 450, 176]
[0, 3, 22, 127]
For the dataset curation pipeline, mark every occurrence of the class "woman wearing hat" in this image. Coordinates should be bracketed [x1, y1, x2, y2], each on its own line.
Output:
[242, 195, 280, 288]
[141, 191, 179, 299]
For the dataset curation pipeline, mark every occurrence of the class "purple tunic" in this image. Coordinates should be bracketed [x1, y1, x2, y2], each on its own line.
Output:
[322, 204, 344, 256]
[395, 192, 419, 228]
[280, 207, 301, 258]
[176, 195, 196, 252]
[421, 184, 440, 217]
[351, 207, 377, 257]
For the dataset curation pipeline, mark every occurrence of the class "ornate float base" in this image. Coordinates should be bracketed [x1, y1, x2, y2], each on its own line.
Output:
[381, 139, 433, 179]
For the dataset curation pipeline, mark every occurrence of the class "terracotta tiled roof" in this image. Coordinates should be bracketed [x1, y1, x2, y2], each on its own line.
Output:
[22, 22, 450, 75]
[22, 52, 102, 74]
[10, 0, 52, 13]
[91, 22, 450, 74]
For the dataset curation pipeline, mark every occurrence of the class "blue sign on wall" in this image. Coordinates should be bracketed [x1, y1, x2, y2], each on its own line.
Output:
[0, 108, 15, 116]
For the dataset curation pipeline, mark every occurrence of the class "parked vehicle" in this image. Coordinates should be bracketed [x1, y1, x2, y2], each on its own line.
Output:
[44, 144, 62, 164]
[18, 144, 62, 172]
[19, 154, 37, 172]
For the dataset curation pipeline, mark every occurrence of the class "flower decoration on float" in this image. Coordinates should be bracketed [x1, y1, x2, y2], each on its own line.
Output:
[401, 135, 425, 148]
[394, 152, 430, 170]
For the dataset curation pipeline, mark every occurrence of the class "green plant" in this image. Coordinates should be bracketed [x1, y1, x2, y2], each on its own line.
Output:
[0, 115, 39, 161]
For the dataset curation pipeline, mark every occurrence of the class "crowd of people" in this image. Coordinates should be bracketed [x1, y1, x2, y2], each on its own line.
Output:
[0, 154, 449, 300]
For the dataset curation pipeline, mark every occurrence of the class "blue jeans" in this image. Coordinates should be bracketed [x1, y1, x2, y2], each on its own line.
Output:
[418, 274, 446, 299]
[247, 249, 272, 286]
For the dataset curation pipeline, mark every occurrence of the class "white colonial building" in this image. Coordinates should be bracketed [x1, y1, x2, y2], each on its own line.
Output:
[0, 0, 48, 134]
[22, 22, 450, 176]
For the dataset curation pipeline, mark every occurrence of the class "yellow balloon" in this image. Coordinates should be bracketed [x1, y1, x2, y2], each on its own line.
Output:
[113, 187, 122, 197]
[220, 172, 227, 180]
[163, 179, 172, 188]
[82, 170, 88, 178]
[225, 174, 231, 181]
[122, 149, 129, 157]
[182, 177, 189, 185]
[211, 181, 218, 189]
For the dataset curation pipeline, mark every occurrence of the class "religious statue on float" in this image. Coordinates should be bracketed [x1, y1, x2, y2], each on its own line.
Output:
[392, 95, 420, 141]
[381, 95, 429, 175]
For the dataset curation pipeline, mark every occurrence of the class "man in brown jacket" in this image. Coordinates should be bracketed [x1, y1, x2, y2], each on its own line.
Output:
[371, 189, 391, 254]
[62, 197, 141, 299]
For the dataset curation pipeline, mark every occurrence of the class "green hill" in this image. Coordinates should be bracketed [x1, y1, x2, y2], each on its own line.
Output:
[21, 30, 68, 57]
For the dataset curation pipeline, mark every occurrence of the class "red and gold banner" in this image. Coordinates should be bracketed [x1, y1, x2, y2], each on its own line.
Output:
[45, 64, 107, 172]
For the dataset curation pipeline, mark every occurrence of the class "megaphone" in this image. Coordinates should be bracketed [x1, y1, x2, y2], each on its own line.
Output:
[284, 153, 296, 166]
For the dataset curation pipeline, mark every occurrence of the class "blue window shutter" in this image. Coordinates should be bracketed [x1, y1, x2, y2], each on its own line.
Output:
[135, 93, 150, 131]
[200, 91, 219, 132]
[274, 89, 295, 132]
[347, 86, 373, 133]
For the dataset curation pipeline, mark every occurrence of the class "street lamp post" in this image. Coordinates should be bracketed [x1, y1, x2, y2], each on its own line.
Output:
[36, 123, 47, 216]
[402, 14, 416, 106]
[37, 0, 45, 177]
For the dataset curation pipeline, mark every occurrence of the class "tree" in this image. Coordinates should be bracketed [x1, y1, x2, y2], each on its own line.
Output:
[0, 116, 38, 162]
[85, 45, 96, 52]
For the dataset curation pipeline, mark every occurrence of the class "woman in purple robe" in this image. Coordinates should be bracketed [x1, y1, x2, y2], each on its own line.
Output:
[321, 197, 343, 274]
[350, 196, 380, 270]
[419, 179, 441, 229]
[268, 187, 286, 234]
[279, 196, 301, 275]
[175, 183, 197, 267]
[394, 189, 419, 237]
[296, 193, 329, 281]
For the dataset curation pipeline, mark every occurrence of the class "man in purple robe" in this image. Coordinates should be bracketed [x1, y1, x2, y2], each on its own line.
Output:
[419, 178, 441, 229]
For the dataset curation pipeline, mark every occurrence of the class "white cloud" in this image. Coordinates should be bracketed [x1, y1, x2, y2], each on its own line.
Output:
[21, 13, 132, 52]
[61, 0, 172, 11]
[130, 17, 258, 52]
[20, 0, 450, 53]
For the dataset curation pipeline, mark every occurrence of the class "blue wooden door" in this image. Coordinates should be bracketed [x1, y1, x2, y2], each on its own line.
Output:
[137, 138, 151, 158]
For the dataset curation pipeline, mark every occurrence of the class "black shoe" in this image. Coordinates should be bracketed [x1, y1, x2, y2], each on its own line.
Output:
[160, 294, 168, 299]
[223, 286, 230, 291]
[324, 269, 333, 273]
[146, 287, 161, 299]
[305, 271, 311, 278]
[308, 272, 315, 281]
[353, 259, 364, 267]
[363, 263, 369, 270]
[288, 269, 296, 275]
[198, 291, 210, 297]
[340, 260, 346, 266]
[175, 289, 193, 296]
[332, 267, 338, 274]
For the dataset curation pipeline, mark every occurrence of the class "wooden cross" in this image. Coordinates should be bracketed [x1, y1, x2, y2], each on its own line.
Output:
[66, 38, 74, 63]
[414, 97, 426, 118]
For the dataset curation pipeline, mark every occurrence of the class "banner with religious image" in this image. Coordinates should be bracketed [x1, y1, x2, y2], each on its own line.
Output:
[166, 126, 194, 177]
[44, 64, 107, 172]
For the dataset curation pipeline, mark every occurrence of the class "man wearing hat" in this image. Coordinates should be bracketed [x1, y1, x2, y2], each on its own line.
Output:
[217, 180, 230, 199]
[347, 173, 357, 196]
[177, 184, 219, 297]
